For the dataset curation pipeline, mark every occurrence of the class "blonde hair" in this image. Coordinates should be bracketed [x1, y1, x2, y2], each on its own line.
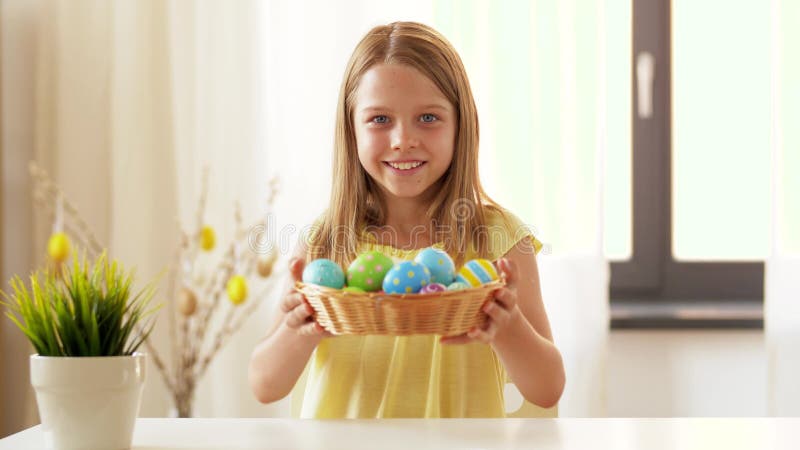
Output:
[308, 21, 505, 267]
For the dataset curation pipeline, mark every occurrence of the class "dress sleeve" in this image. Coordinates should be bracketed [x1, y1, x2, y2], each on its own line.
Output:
[485, 207, 543, 261]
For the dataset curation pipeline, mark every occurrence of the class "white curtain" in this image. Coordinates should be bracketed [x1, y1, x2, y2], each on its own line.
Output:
[434, 0, 611, 417]
[30, 0, 182, 418]
[765, 0, 800, 417]
[1, 0, 277, 420]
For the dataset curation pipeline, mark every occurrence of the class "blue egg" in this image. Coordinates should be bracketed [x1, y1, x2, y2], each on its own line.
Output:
[302, 259, 345, 289]
[413, 247, 456, 285]
[382, 261, 432, 294]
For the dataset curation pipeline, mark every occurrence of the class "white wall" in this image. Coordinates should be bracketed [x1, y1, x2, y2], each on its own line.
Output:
[607, 330, 767, 417]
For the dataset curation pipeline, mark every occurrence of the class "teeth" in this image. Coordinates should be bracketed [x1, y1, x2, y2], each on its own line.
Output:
[388, 161, 423, 170]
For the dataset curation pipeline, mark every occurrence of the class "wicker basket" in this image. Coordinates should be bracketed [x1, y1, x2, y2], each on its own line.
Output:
[295, 280, 504, 336]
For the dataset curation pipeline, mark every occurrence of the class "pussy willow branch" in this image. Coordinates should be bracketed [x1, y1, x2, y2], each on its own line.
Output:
[195, 272, 283, 379]
[192, 187, 280, 379]
[141, 335, 176, 394]
[166, 229, 185, 393]
[28, 162, 104, 256]
[191, 202, 245, 362]
[28, 198, 101, 268]
[28, 160, 283, 407]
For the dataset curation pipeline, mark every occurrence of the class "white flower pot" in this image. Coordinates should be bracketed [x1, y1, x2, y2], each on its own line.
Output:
[30, 352, 146, 450]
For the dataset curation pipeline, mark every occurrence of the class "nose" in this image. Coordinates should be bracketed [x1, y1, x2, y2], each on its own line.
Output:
[390, 121, 419, 151]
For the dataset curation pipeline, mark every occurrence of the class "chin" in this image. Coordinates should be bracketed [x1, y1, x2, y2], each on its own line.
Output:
[379, 176, 444, 199]
[386, 188, 428, 199]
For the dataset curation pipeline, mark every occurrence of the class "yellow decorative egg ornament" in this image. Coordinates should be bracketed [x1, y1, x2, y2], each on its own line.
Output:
[226, 275, 248, 305]
[47, 232, 71, 262]
[199, 226, 216, 251]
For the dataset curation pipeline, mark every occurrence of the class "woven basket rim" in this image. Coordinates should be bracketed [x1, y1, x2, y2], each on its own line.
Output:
[295, 279, 504, 301]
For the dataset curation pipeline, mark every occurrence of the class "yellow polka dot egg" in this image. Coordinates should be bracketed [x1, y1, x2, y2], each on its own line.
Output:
[455, 258, 499, 287]
[382, 261, 431, 294]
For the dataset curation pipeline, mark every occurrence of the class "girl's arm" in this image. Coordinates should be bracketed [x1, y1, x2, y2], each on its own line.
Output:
[489, 244, 566, 408]
[248, 241, 329, 404]
[487, 244, 566, 408]
[441, 241, 566, 408]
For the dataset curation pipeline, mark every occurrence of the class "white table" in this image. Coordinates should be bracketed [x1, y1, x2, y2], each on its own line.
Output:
[0, 418, 795, 449]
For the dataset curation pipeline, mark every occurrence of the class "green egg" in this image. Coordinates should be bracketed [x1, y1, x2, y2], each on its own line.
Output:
[446, 281, 469, 291]
[346, 251, 394, 292]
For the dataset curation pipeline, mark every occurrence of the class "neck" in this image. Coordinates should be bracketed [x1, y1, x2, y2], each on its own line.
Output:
[383, 197, 430, 235]
[372, 190, 439, 249]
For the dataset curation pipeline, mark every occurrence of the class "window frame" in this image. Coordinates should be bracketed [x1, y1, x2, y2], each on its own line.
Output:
[609, 0, 764, 328]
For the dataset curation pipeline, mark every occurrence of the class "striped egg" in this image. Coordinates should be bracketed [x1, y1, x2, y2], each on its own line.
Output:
[455, 259, 499, 287]
[382, 261, 431, 294]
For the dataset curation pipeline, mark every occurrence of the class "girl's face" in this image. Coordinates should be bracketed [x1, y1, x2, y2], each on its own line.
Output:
[353, 64, 456, 203]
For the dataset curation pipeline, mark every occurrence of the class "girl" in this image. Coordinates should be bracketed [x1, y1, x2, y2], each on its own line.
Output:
[249, 21, 565, 418]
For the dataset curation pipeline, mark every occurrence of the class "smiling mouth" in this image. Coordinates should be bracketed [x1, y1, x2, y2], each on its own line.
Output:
[384, 161, 426, 170]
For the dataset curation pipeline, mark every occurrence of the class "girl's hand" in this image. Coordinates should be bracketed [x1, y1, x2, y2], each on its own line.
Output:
[440, 257, 522, 345]
[281, 258, 333, 338]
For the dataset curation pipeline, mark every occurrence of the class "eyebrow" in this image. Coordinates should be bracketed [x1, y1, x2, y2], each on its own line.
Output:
[359, 104, 450, 113]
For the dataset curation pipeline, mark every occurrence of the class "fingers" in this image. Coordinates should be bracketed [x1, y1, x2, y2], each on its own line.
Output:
[297, 321, 331, 337]
[440, 333, 472, 345]
[280, 291, 305, 313]
[496, 257, 518, 286]
[467, 322, 497, 344]
[482, 299, 512, 328]
[492, 287, 517, 311]
[285, 301, 315, 329]
[442, 321, 498, 345]
[282, 291, 314, 329]
[289, 257, 306, 283]
[443, 295, 513, 345]
[281, 290, 333, 337]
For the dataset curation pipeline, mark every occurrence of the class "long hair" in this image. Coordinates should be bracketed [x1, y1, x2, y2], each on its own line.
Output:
[308, 21, 504, 267]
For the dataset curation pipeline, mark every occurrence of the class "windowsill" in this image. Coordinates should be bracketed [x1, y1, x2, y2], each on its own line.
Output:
[610, 299, 763, 330]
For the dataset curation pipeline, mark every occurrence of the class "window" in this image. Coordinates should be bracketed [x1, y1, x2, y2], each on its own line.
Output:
[610, 0, 767, 328]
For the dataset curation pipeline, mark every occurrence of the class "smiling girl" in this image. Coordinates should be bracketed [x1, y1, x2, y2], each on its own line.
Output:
[249, 21, 565, 418]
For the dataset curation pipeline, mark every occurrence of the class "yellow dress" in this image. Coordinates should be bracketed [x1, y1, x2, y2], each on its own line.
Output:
[296, 208, 542, 418]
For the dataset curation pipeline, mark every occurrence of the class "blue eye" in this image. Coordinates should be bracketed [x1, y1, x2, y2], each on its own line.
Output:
[371, 115, 389, 124]
[420, 114, 438, 123]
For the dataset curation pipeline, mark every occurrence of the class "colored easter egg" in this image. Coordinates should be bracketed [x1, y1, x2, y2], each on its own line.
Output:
[47, 232, 71, 262]
[413, 247, 456, 285]
[446, 281, 469, 291]
[382, 261, 432, 294]
[302, 259, 345, 289]
[177, 288, 197, 316]
[455, 259, 499, 287]
[342, 286, 365, 293]
[257, 249, 278, 278]
[226, 275, 248, 305]
[420, 282, 447, 294]
[347, 251, 394, 292]
[199, 226, 216, 251]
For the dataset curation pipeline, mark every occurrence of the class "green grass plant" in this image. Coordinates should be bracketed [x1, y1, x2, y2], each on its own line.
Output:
[1, 252, 160, 357]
